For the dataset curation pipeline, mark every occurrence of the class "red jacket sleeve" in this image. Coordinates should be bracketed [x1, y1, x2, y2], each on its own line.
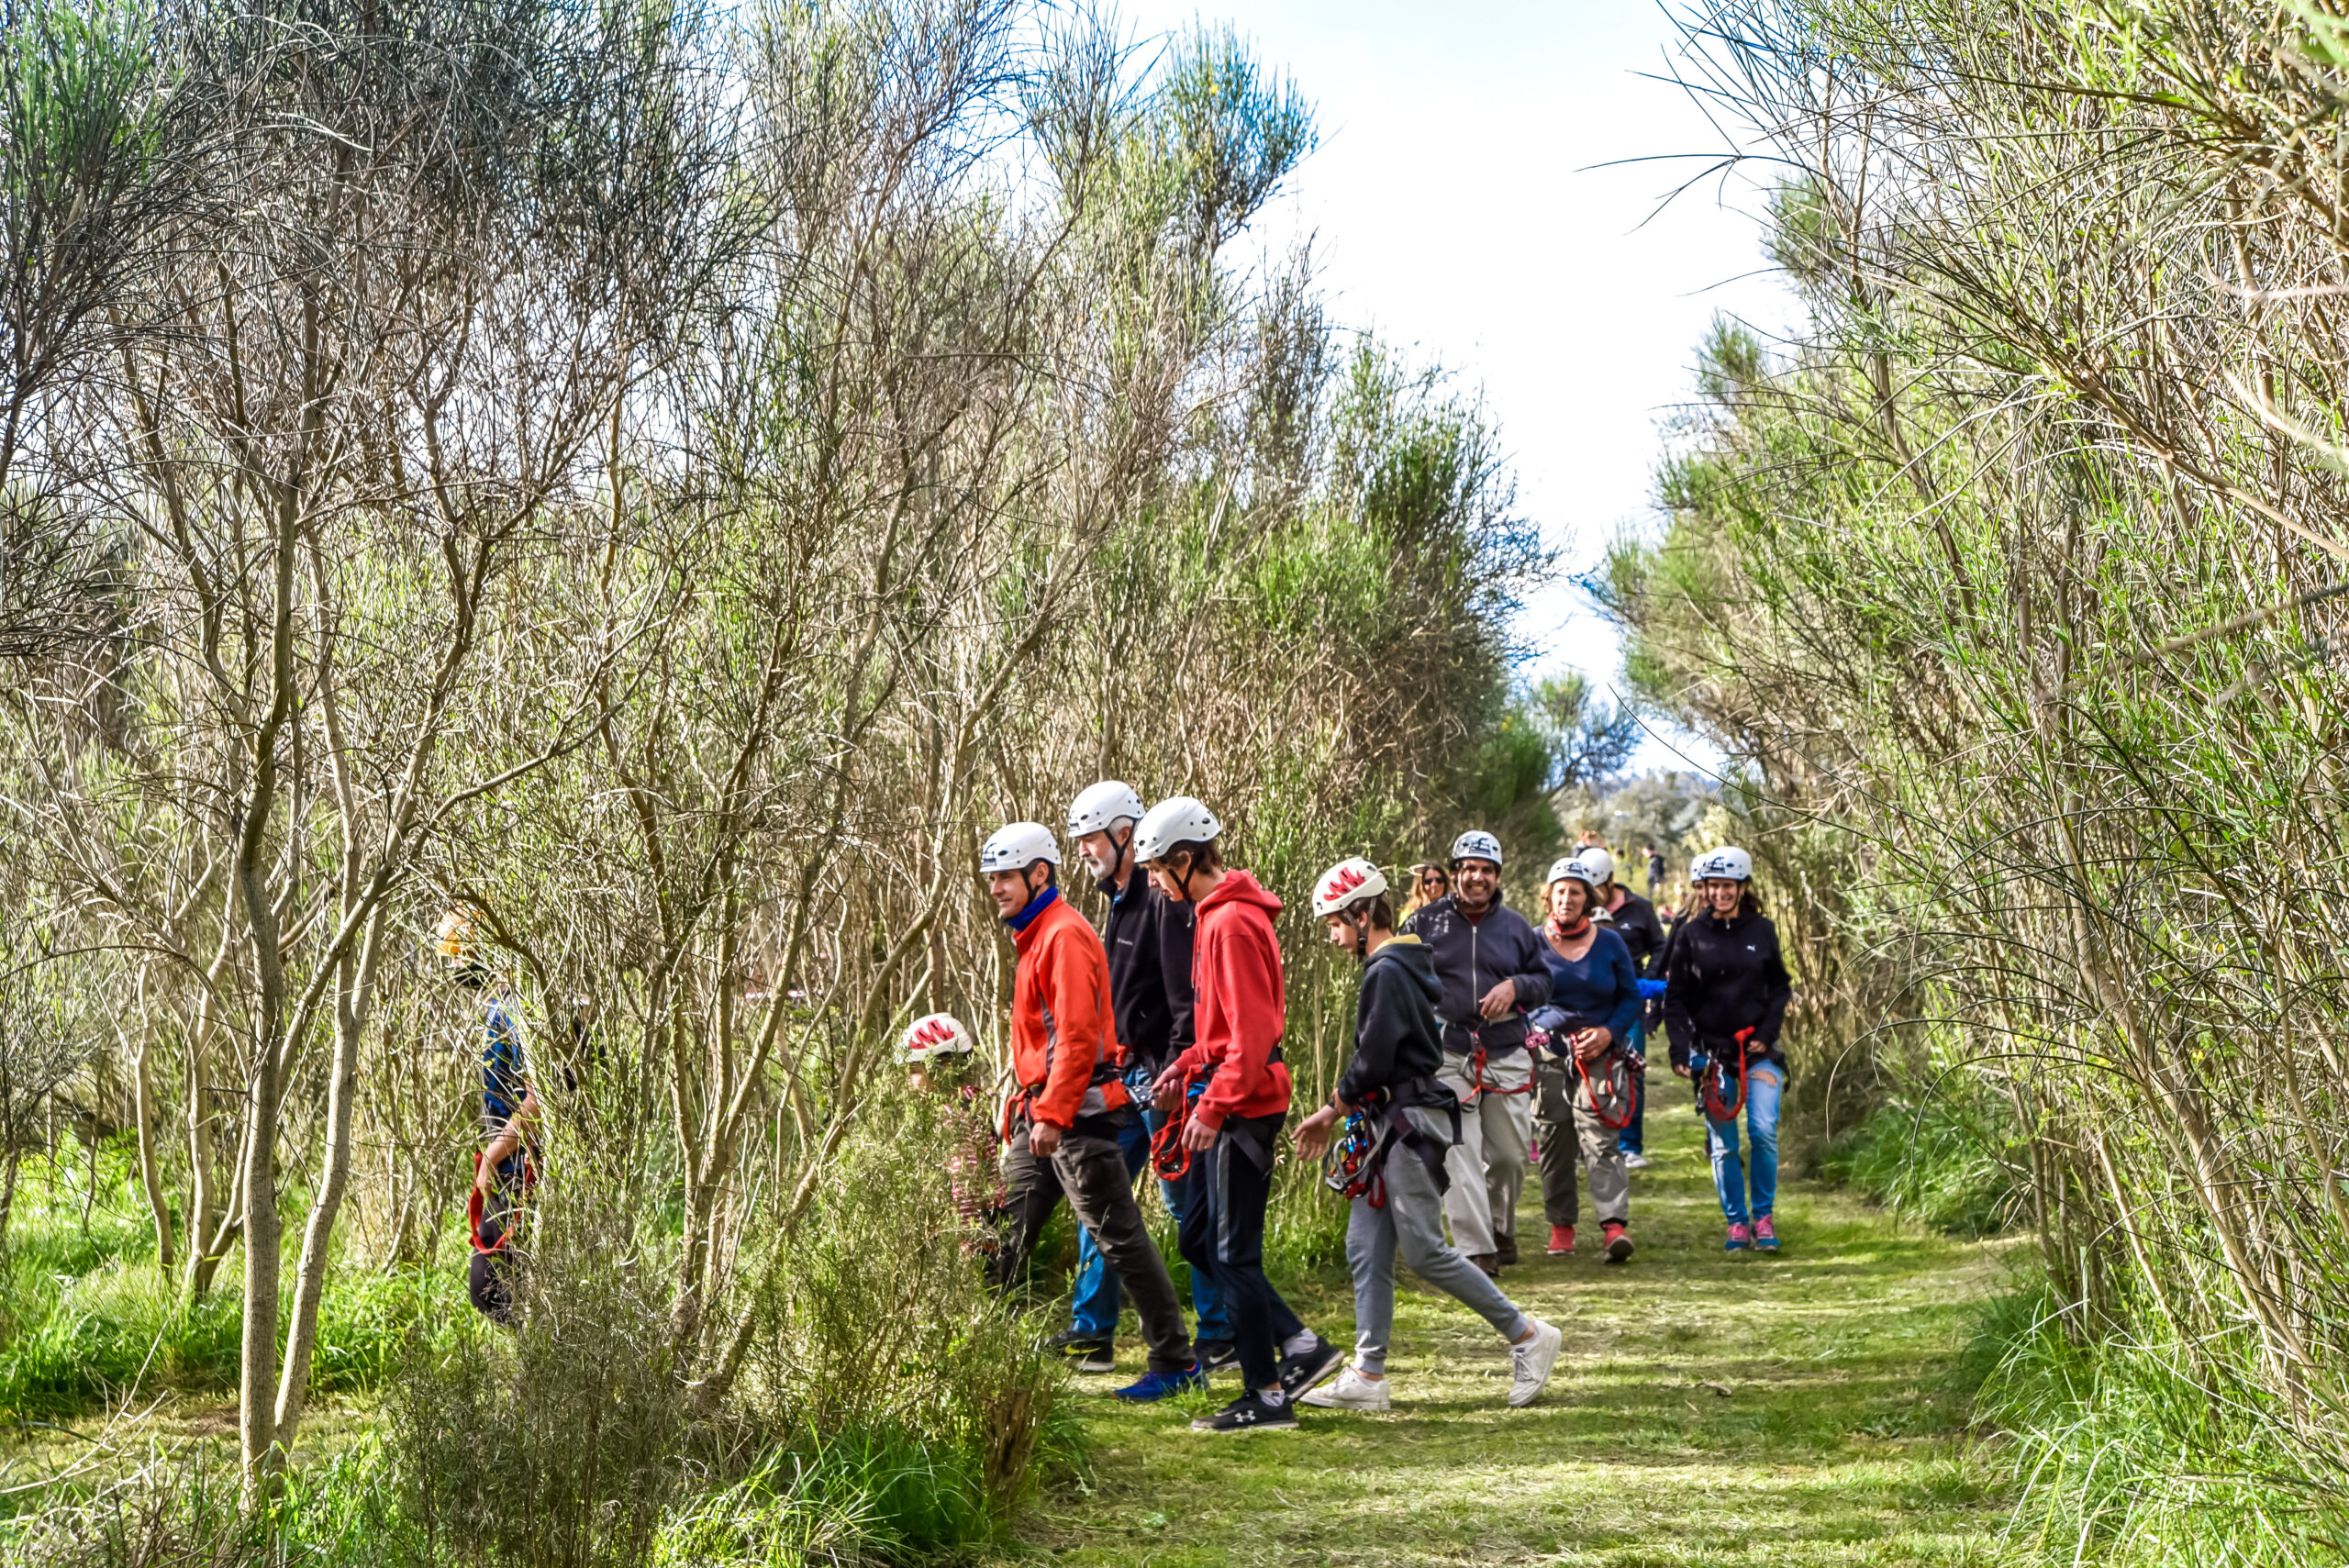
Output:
[1031, 925, 1108, 1129]
[1194, 918, 1283, 1132]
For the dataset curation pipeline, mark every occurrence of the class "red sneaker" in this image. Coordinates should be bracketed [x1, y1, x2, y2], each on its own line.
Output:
[1601, 1221, 1634, 1263]
[1546, 1224, 1575, 1255]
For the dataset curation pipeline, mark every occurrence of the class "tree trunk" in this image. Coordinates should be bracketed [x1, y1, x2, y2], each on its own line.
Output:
[273, 974, 366, 1446]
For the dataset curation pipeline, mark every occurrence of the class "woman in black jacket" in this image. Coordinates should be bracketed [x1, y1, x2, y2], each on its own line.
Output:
[1662, 847, 1792, 1252]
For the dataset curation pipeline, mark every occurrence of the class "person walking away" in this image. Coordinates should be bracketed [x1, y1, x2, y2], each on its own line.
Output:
[1053, 781, 1233, 1373]
[440, 911, 537, 1326]
[1397, 830, 1552, 1276]
[899, 1013, 1007, 1253]
[1527, 856, 1641, 1262]
[1664, 847, 1794, 1251]
[1645, 844, 1667, 901]
[1577, 847, 1665, 1169]
[1141, 796, 1343, 1432]
[979, 821, 1201, 1400]
[1292, 859, 1563, 1411]
[1401, 862, 1450, 920]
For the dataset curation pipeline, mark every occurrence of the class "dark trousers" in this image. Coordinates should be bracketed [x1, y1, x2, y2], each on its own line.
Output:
[1175, 1113, 1303, 1391]
[994, 1123, 1193, 1374]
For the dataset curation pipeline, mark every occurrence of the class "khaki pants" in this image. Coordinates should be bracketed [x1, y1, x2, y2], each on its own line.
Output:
[1533, 1053, 1631, 1227]
[1433, 1048, 1533, 1256]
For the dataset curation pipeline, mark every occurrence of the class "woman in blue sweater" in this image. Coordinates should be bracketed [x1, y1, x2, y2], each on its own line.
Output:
[1530, 854, 1642, 1262]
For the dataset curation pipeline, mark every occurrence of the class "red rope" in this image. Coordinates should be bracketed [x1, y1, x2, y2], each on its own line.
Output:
[1701, 1029, 1754, 1123]
[468, 1150, 535, 1256]
[1575, 1047, 1638, 1131]
[1470, 1040, 1534, 1097]
[1150, 1084, 1194, 1181]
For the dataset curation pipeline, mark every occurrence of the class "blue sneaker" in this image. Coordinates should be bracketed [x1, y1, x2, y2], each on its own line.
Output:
[1113, 1363, 1205, 1402]
[1724, 1222, 1751, 1251]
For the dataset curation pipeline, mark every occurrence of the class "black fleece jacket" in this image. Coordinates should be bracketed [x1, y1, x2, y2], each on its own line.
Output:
[1662, 906, 1793, 1073]
[1397, 892, 1553, 1056]
[1335, 937, 1453, 1108]
[1604, 887, 1666, 974]
[1098, 871, 1196, 1080]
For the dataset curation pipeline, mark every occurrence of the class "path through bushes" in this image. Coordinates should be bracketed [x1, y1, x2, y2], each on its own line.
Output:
[1012, 1096, 2011, 1566]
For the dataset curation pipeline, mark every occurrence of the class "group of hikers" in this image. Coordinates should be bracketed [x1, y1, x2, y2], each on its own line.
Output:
[453, 782, 1794, 1432]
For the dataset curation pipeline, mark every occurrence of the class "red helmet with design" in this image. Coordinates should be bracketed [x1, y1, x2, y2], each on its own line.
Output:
[899, 1012, 975, 1062]
[1310, 857, 1389, 917]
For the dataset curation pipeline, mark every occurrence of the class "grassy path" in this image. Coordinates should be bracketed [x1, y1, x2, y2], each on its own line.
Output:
[1008, 1095, 2014, 1567]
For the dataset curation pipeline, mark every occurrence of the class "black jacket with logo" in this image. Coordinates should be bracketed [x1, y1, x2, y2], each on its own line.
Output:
[1397, 892, 1553, 1057]
[1099, 871, 1196, 1080]
[1662, 906, 1793, 1073]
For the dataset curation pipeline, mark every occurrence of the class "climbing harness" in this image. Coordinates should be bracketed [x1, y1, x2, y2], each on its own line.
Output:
[1576, 1045, 1638, 1131]
[1150, 1078, 1197, 1181]
[1701, 1028, 1756, 1123]
[1321, 1090, 1392, 1207]
[1469, 1028, 1535, 1098]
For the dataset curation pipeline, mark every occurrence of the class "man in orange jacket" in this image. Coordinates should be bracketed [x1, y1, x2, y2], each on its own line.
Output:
[981, 821, 1201, 1402]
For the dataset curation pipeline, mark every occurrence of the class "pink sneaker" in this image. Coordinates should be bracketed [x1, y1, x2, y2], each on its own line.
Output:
[1753, 1216, 1778, 1251]
[1724, 1222, 1751, 1251]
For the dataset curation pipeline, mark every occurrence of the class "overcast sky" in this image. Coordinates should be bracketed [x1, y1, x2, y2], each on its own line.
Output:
[1116, 1, 1794, 773]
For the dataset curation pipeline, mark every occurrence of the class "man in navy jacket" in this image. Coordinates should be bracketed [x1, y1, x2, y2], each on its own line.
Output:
[1397, 830, 1552, 1274]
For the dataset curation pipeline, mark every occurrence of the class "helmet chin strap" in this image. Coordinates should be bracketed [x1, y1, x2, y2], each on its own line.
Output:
[1343, 907, 1370, 962]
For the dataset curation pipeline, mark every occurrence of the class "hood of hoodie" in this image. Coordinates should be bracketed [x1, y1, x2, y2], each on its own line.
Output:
[1196, 868, 1282, 922]
[1367, 934, 1441, 1005]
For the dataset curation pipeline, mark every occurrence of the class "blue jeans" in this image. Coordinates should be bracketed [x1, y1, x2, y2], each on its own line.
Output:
[1069, 1081, 1230, 1341]
[1703, 1062, 1783, 1225]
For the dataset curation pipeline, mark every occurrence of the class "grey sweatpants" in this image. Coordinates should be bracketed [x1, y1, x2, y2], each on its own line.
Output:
[1347, 1112, 1531, 1374]
[1433, 1048, 1533, 1255]
[1533, 1053, 1631, 1227]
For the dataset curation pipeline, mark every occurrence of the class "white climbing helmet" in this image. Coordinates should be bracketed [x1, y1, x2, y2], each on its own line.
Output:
[978, 821, 1061, 873]
[1449, 829, 1503, 868]
[1576, 846, 1615, 885]
[1545, 855, 1595, 891]
[899, 1012, 975, 1062]
[1310, 857, 1388, 917]
[1692, 846, 1753, 883]
[1133, 795, 1221, 863]
[1067, 780, 1147, 840]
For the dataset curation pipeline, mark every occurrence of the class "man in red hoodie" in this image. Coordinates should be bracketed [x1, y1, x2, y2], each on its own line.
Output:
[981, 821, 1201, 1403]
[1142, 796, 1341, 1433]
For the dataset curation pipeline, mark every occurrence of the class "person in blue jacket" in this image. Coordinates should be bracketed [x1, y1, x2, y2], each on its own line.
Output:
[1528, 854, 1642, 1262]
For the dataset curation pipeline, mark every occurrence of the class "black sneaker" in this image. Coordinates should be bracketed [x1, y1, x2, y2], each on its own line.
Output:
[1495, 1232, 1519, 1266]
[1194, 1338, 1240, 1373]
[1275, 1334, 1346, 1400]
[1048, 1329, 1113, 1366]
[1189, 1390, 1298, 1433]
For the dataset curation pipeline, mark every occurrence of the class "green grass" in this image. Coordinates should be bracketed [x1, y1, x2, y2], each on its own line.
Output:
[1006, 1095, 2017, 1566]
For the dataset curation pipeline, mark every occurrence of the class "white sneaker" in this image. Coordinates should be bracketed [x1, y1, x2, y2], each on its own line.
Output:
[1299, 1366, 1391, 1410]
[1622, 1152, 1650, 1170]
[1508, 1318, 1563, 1407]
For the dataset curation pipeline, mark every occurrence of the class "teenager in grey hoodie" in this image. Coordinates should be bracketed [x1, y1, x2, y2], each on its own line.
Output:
[1293, 859, 1562, 1412]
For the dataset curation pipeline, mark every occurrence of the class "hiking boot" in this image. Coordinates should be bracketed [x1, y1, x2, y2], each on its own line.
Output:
[1508, 1318, 1564, 1407]
[1190, 1389, 1298, 1433]
[1468, 1251, 1499, 1278]
[1601, 1221, 1633, 1263]
[1546, 1225, 1575, 1255]
[1113, 1363, 1205, 1403]
[1622, 1151, 1651, 1171]
[1753, 1215, 1779, 1251]
[1300, 1367, 1390, 1411]
[1495, 1233, 1519, 1266]
[1194, 1338, 1239, 1373]
[1724, 1222, 1751, 1252]
[1276, 1334, 1346, 1400]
